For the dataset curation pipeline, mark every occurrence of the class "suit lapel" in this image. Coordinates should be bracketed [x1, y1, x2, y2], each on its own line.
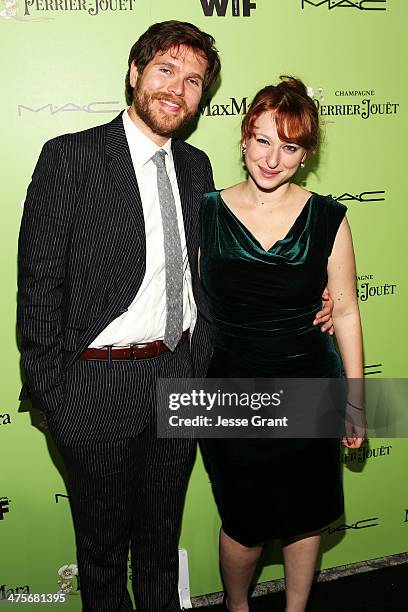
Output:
[105, 113, 146, 246]
[105, 118, 197, 273]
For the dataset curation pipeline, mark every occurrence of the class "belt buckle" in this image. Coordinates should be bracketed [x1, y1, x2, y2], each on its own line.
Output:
[129, 342, 150, 360]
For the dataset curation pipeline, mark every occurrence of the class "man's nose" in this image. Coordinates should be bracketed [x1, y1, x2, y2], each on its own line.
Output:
[168, 75, 184, 97]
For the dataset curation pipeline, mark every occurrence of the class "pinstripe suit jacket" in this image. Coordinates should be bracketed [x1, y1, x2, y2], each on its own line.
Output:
[17, 112, 214, 415]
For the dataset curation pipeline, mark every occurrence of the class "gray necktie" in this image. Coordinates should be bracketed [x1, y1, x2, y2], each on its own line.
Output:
[151, 150, 183, 351]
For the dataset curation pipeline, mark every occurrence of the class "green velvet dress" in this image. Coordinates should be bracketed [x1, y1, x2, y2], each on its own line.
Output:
[199, 191, 347, 546]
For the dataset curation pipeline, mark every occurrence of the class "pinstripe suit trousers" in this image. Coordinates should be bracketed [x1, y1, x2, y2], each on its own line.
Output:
[47, 341, 195, 612]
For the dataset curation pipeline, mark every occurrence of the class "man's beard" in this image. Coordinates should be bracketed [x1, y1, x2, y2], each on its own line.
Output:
[133, 80, 196, 137]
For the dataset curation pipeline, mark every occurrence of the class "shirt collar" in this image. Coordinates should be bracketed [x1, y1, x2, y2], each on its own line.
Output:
[122, 109, 173, 168]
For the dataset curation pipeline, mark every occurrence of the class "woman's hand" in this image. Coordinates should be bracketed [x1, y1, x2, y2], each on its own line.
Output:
[342, 436, 364, 449]
[313, 287, 334, 334]
[342, 396, 366, 448]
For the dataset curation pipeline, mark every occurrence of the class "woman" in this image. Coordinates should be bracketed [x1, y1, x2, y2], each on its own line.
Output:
[199, 77, 364, 612]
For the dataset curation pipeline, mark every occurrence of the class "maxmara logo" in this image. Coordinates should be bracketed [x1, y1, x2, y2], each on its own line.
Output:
[301, 0, 386, 10]
[0, 413, 11, 426]
[198, 96, 248, 117]
[199, 0, 256, 17]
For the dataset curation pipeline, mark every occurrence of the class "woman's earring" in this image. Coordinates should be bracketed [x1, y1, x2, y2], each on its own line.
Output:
[300, 161, 305, 168]
[242, 146, 246, 156]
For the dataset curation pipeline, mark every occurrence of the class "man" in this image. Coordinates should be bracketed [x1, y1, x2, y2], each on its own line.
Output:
[18, 21, 220, 611]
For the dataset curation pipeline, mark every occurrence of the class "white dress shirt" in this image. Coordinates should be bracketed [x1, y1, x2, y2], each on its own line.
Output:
[90, 110, 193, 347]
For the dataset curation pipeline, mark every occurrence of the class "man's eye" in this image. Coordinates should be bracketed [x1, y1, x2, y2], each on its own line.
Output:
[160, 68, 171, 74]
[188, 79, 199, 87]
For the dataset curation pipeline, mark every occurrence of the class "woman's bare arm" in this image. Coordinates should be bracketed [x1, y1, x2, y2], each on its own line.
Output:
[327, 217, 364, 447]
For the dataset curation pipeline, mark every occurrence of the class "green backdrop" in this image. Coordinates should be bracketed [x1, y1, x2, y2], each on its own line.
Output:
[1, 0, 407, 605]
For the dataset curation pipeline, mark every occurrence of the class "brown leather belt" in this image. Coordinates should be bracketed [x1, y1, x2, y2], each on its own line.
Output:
[80, 330, 189, 361]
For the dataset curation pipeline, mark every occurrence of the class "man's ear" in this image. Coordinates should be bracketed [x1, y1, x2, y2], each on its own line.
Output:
[129, 61, 139, 88]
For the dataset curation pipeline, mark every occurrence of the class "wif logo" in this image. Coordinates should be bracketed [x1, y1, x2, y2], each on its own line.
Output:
[200, 0, 256, 17]
[0, 497, 10, 520]
[301, 0, 386, 10]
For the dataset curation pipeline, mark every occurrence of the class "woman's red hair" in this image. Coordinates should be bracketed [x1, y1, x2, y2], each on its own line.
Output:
[241, 76, 319, 151]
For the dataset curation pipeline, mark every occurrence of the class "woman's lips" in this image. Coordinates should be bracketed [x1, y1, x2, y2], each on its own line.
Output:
[259, 166, 281, 178]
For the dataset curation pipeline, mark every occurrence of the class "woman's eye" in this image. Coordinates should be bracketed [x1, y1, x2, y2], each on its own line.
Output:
[256, 138, 269, 145]
[284, 145, 297, 152]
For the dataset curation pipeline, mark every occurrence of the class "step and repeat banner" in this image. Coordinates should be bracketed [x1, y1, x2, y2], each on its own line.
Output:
[1, 0, 407, 606]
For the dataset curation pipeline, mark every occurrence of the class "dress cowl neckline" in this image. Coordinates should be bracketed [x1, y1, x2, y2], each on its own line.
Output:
[217, 190, 314, 263]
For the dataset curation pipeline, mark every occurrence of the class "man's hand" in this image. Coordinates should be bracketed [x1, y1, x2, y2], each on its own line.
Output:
[313, 287, 334, 335]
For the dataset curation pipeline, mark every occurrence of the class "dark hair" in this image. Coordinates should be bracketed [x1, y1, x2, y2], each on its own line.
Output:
[241, 76, 320, 152]
[125, 20, 221, 105]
